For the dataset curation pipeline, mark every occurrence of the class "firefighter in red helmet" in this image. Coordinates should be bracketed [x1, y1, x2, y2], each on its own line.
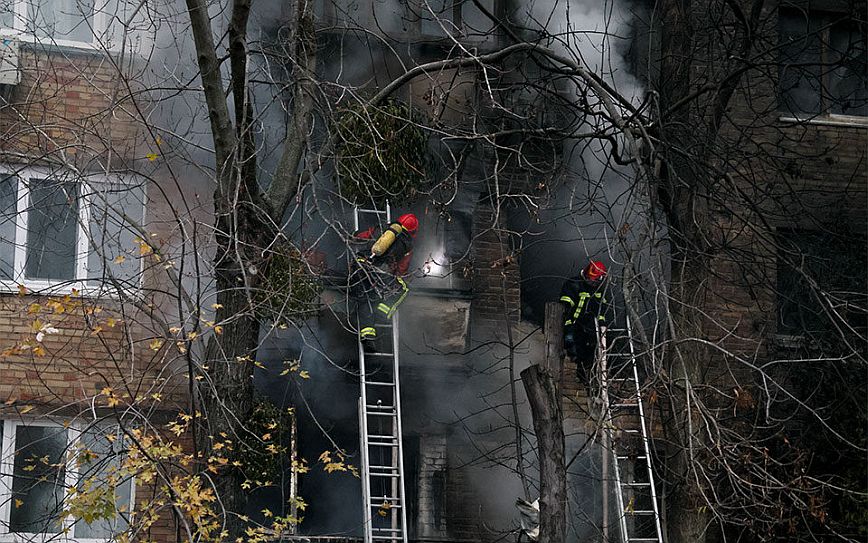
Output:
[559, 260, 609, 382]
[353, 213, 418, 340]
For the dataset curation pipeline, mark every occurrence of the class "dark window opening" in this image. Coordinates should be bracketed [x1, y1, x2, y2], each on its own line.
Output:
[778, 7, 868, 117]
[776, 229, 868, 352]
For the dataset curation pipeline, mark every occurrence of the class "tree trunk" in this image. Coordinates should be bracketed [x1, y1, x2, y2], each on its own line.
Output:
[520, 302, 566, 543]
[664, 254, 715, 543]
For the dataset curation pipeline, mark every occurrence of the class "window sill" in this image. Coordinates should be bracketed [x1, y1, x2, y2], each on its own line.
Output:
[0, 280, 132, 299]
[1, 31, 129, 57]
[778, 114, 868, 128]
[771, 333, 805, 350]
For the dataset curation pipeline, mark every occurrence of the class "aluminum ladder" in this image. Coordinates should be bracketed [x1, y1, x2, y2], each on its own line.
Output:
[354, 204, 408, 543]
[599, 316, 664, 543]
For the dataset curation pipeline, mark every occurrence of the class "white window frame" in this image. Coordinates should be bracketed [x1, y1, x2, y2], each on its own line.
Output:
[1, 0, 118, 51]
[0, 165, 146, 297]
[0, 419, 135, 543]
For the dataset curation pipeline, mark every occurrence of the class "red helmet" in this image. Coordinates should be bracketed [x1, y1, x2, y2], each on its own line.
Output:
[397, 213, 418, 232]
[585, 260, 607, 280]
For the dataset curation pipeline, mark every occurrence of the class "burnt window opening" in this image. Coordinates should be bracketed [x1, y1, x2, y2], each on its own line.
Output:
[778, 6, 868, 117]
[776, 229, 867, 352]
[431, 468, 447, 529]
[624, 0, 662, 88]
[404, 436, 420, 539]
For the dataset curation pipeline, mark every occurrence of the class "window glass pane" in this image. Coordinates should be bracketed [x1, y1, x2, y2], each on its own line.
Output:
[0, 0, 13, 28]
[27, 0, 94, 43]
[73, 426, 132, 539]
[0, 175, 17, 280]
[779, 10, 823, 115]
[10, 425, 68, 533]
[86, 181, 145, 289]
[25, 178, 79, 281]
[829, 21, 868, 116]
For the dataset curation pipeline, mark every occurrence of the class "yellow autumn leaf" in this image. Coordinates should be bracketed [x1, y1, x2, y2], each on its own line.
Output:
[17, 284, 27, 296]
[213, 325, 223, 335]
[106, 396, 120, 408]
[155, 136, 163, 146]
[32, 345, 46, 357]
[27, 303, 40, 314]
[134, 238, 153, 256]
[106, 318, 117, 328]
[113, 255, 126, 264]
[149, 339, 164, 351]
[299, 370, 310, 380]
[145, 152, 158, 161]
[211, 303, 223, 309]
[19, 405, 33, 414]
[14, 499, 22, 508]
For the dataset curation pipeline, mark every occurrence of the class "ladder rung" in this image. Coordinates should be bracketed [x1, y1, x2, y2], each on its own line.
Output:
[624, 510, 656, 515]
[627, 539, 662, 542]
[366, 403, 395, 411]
[371, 503, 403, 509]
[372, 496, 401, 502]
[372, 528, 403, 533]
[369, 472, 401, 478]
[366, 381, 396, 387]
[364, 352, 395, 356]
[616, 455, 647, 460]
[613, 402, 640, 408]
[620, 482, 651, 487]
[372, 537, 403, 541]
[369, 434, 397, 439]
[369, 466, 398, 471]
[368, 441, 399, 447]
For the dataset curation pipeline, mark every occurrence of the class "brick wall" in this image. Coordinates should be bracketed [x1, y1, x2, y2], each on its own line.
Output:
[0, 43, 187, 542]
[0, 47, 141, 165]
[415, 435, 448, 538]
[660, 1, 868, 377]
[470, 197, 521, 340]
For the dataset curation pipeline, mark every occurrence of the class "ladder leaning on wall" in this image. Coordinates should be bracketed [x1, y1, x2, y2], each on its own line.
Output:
[599, 315, 665, 543]
[353, 204, 409, 543]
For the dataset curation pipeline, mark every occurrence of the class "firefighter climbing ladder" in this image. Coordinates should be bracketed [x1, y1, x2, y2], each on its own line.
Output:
[354, 204, 409, 543]
[599, 316, 664, 543]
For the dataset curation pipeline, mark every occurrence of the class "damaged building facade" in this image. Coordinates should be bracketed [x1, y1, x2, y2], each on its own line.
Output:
[0, 0, 864, 541]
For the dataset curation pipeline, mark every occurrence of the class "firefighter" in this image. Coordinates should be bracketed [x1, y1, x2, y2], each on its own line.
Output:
[560, 260, 609, 382]
[353, 213, 418, 340]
